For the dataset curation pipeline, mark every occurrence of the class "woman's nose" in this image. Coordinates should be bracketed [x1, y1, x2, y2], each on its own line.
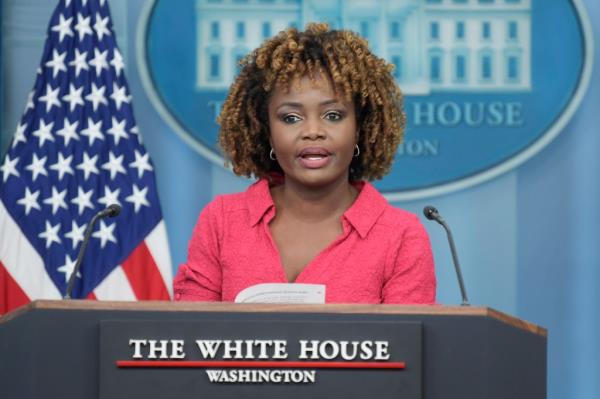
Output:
[301, 117, 326, 140]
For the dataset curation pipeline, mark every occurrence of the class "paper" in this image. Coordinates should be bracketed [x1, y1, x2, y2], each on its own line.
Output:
[234, 283, 326, 304]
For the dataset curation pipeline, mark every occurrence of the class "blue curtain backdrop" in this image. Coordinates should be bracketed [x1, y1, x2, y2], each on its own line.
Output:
[1, 1, 598, 398]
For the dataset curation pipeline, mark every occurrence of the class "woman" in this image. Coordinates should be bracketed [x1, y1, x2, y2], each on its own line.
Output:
[173, 23, 436, 304]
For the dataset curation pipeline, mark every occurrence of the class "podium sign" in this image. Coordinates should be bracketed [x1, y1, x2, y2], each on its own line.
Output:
[99, 320, 422, 399]
[0, 301, 546, 399]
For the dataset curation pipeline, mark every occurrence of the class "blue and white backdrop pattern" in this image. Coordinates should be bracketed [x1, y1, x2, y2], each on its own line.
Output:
[142, 0, 591, 200]
[1, 1, 599, 398]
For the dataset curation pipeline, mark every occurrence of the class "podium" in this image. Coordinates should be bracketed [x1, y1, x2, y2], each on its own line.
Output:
[0, 300, 546, 399]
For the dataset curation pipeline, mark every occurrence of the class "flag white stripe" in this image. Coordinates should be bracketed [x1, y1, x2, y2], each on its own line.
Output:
[0, 201, 62, 300]
[93, 265, 136, 300]
[145, 220, 173, 297]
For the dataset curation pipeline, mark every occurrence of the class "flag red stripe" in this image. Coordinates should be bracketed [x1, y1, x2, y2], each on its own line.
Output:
[0, 261, 31, 315]
[117, 360, 406, 369]
[121, 241, 170, 300]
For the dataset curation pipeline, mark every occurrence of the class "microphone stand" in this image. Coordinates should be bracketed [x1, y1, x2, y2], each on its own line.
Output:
[64, 205, 121, 299]
[423, 206, 470, 306]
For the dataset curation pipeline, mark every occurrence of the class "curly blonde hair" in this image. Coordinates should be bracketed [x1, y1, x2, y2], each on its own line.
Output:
[218, 23, 405, 181]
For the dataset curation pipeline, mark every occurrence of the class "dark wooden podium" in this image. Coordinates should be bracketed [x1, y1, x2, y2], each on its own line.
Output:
[0, 300, 546, 399]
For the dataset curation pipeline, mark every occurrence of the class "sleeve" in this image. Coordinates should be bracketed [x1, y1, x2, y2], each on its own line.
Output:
[173, 196, 224, 301]
[381, 215, 437, 304]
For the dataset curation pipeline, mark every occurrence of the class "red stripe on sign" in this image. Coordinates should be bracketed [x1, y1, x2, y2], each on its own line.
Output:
[117, 360, 406, 369]
[86, 291, 97, 300]
[121, 241, 170, 300]
[0, 261, 30, 315]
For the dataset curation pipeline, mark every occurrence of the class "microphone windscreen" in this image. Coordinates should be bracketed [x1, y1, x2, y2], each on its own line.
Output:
[423, 205, 438, 220]
[107, 204, 122, 217]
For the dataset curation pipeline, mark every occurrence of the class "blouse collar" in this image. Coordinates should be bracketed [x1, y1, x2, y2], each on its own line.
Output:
[246, 179, 388, 239]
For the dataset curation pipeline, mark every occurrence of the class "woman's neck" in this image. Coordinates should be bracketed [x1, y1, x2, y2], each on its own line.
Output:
[271, 178, 358, 222]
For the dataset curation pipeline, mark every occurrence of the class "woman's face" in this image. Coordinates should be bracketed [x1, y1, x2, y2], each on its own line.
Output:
[267, 74, 357, 190]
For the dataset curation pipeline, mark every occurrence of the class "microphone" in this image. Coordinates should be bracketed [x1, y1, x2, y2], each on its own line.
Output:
[64, 204, 122, 299]
[423, 206, 470, 306]
[98, 203, 121, 218]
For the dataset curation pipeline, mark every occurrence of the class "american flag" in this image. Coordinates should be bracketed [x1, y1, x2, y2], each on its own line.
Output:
[0, 0, 172, 314]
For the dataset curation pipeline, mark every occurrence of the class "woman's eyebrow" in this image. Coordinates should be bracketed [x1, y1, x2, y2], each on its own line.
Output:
[276, 98, 344, 109]
[319, 99, 342, 106]
[276, 101, 304, 109]
[276, 99, 341, 109]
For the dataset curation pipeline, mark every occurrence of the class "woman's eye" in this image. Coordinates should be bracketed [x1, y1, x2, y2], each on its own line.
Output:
[282, 114, 301, 124]
[324, 111, 343, 121]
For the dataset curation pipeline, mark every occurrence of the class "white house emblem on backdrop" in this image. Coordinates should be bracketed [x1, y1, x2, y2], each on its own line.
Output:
[139, 0, 592, 200]
[195, 0, 531, 94]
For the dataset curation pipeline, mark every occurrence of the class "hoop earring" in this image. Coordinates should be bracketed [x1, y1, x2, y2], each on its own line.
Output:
[353, 145, 360, 158]
[269, 148, 277, 160]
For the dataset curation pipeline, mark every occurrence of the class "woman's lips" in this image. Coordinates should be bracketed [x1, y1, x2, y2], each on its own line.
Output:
[297, 147, 332, 169]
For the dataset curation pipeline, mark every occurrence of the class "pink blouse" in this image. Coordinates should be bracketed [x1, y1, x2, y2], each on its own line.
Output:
[173, 179, 436, 304]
